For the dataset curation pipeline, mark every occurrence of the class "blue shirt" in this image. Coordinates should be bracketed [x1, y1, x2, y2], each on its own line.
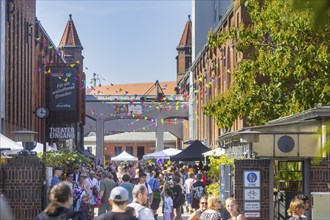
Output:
[51, 176, 61, 188]
[148, 178, 160, 191]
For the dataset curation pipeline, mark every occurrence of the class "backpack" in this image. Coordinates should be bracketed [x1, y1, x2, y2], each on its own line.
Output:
[192, 186, 204, 199]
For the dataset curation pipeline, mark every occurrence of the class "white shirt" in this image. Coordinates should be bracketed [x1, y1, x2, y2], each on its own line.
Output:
[138, 183, 152, 195]
[128, 202, 154, 220]
[164, 196, 173, 213]
[184, 178, 194, 194]
[83, 177, 98, 205]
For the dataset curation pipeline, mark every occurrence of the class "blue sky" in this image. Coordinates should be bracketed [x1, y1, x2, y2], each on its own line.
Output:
[36, 0, 191, 87]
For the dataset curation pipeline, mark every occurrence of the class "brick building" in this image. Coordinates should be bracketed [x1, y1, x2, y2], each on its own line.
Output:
[1, 1, 85, 149]
[84, 131, 177, 161]
[177, 0, 329, 219]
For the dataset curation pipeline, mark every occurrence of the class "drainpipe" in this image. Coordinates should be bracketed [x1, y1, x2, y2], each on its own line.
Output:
[189, 69, 195, 140]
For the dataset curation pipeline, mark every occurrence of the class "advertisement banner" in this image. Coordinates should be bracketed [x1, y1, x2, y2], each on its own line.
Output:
[49, 67, 77, 111]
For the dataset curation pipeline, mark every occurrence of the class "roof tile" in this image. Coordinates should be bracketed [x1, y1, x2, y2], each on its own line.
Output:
[59, 14, 83, 48]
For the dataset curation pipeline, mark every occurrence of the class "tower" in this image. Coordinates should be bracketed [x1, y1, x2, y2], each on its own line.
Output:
[176, 15, 192, 83]
[59, 14, 84, 73]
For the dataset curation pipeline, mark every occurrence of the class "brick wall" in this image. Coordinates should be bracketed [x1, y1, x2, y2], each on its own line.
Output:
[310, 155, 330, 192]
[234, 159, 270, 220]
[104, 141, 176, 162]
[0, 157, 43, 219]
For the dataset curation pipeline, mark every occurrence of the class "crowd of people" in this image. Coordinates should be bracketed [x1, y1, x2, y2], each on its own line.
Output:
[36, 161, 311, 220]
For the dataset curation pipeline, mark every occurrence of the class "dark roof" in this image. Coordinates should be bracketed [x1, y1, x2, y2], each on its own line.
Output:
[59, 14, 83, 48]
[170, 140, 209, 161]
[77, 148, 95, 159]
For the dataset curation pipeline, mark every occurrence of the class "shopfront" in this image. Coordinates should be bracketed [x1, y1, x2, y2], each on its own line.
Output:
[219, 106, 330, 219]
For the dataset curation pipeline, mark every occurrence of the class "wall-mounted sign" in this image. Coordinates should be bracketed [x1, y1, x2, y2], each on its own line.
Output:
[244, 212, 260, 218]
[49, 127, 75, 139]
[244, 170, 261, 217]
[244, 202, 261, 211]
[49, 67, 77, 111]
[244, 188, 260, 201]
[244, 171, 260, 187]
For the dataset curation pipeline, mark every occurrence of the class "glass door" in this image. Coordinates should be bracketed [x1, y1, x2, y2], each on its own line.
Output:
[274, 161, 304, 220]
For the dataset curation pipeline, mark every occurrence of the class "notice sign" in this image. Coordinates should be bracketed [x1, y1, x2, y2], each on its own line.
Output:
[244, 171, 260, 187]
[49, 67, 77, 111]
[244, 212, 260, 218]
[244, 202, 260, 211]
[244, 189, 260, 201]
[49, 127, 75, 139]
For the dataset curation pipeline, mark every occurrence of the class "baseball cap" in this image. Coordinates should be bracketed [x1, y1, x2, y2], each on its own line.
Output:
[109, 186, 129, 202]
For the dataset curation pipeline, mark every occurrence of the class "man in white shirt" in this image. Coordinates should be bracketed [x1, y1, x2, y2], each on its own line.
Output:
[138, 172, 153, 206]
[128, 184, 154, 220]
[184, 172, 195, 213]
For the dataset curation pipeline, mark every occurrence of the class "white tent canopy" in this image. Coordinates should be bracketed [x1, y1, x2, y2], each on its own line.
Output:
[111, 151, 138, 161]
[143, 148, 182, 160]
[1, 134, 23, 155]
[0, 134, 23, 150]
[202, 148, 225, 157]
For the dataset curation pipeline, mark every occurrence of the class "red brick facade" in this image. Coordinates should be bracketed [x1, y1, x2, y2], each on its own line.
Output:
[310, 155, 330, 192]
[0, 158, 43, 219]
[234, 159, 271, 220]
[4, 0, 36, 138]
[104, 141, 176, 161]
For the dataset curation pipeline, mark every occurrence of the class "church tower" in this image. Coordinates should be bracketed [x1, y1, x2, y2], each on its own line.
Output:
[55, 14, 85, 149]
[176, 15, 192, 83]
[59, 14, 84, 73]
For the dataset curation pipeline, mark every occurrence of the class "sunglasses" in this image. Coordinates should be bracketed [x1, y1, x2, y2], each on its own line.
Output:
[200, 202, 208, 205]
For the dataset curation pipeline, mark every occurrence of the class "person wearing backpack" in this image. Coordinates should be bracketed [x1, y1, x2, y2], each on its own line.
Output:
[95, 186, 137, 220]
[148, 171, 161, 218]
[128, 184, 155, 220]
[191, 173, 206, 211]
[172, 176, 185, 220]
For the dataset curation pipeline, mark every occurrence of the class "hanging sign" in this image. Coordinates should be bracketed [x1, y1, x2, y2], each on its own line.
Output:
[49, 127, 75, 139]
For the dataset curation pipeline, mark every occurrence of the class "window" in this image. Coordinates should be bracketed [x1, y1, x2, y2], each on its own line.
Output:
[126, 146, 133, 156]
[114, 146, 122, 156]
[137, 146, 145, 160]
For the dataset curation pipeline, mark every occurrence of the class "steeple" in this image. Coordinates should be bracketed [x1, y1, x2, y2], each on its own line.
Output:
[59, 14, 83, 49]
[176, 15, 192, 83]
[177, 15, 192, 48]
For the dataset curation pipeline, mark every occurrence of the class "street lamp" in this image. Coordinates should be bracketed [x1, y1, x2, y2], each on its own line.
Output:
[12, 130, 38, 156]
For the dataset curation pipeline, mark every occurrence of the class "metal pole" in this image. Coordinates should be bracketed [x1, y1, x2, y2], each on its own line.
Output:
[42, 142, 47, 209]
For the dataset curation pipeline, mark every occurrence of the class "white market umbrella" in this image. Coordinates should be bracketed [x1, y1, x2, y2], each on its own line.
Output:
[202, 148, 225, 157]
[111, 151, 138, 161]
[143, 148, 182, 160]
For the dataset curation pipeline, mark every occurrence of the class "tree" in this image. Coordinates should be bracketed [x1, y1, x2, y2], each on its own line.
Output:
[206, 155, 233, 195]
[39, 148, 92, 173]
[204, 0, 330, 128]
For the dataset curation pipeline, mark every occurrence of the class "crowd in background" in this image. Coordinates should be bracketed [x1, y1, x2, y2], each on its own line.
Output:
[34, 160, 311, 220]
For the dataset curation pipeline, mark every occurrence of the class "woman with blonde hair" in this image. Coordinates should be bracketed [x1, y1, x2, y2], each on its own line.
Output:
[199, 195, 223, 220]
[188, 196, 208, 220]
[37, 182, 85, 220]
[225, 197, 244, 220]
[287, 197, 305, 220]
